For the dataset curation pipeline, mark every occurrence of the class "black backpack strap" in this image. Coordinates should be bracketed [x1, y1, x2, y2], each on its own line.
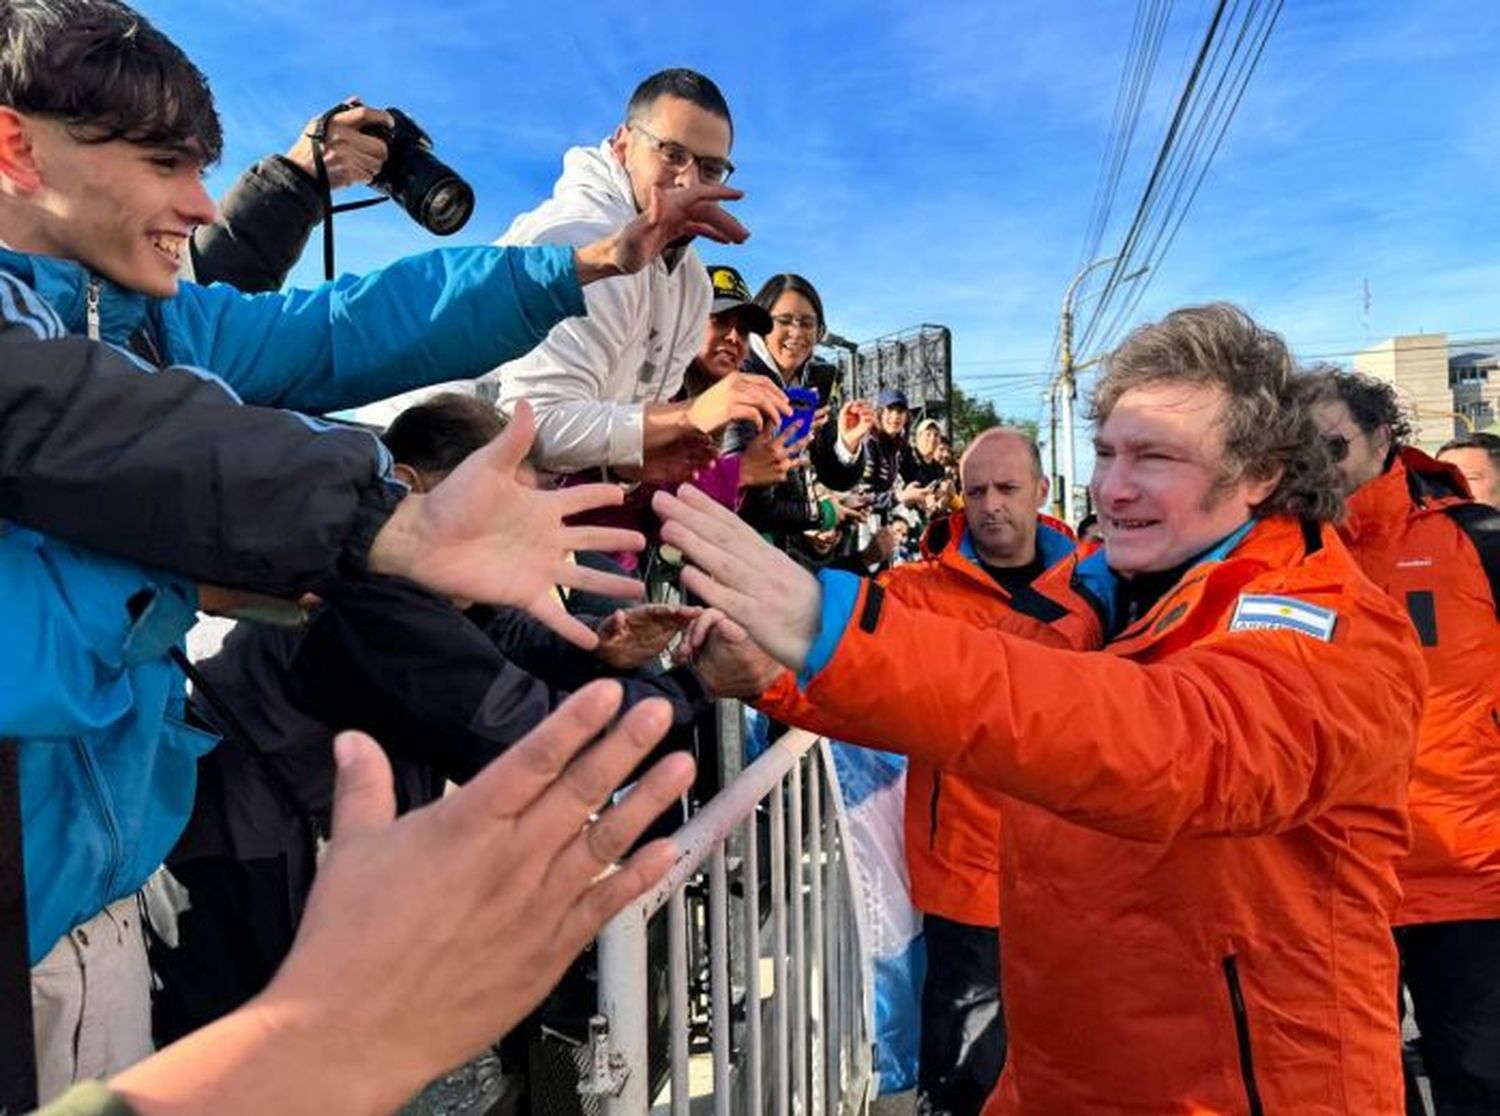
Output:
[1445, 502, 1500, 617]
[0, 738, 38, 1112]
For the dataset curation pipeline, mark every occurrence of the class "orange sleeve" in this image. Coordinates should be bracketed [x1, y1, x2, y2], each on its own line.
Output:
[799, 578, 1428, 843]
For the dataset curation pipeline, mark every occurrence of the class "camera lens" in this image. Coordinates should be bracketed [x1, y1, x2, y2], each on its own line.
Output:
[419, 179, 475, 236]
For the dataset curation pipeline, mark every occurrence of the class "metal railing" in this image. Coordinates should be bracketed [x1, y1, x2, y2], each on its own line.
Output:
[581, 718, 874, 1115]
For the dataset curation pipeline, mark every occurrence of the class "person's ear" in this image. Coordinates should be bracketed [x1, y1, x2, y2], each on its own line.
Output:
[393, 463, 423, 493]
[609, 122, 632, 165]
[0, 108, 43, 193]
[1037, 473, 1050, 508]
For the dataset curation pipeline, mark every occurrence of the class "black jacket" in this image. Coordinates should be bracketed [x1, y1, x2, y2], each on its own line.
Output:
[188, 156, 325, 294]
[0, 317, 400, 595]
[174, 576, 710, 866]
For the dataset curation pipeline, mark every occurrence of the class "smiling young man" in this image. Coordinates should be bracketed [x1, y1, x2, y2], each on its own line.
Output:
[493, 69, 787, 482]
[655, 303, 1428, 1114]
[0, 0, 748, 1100]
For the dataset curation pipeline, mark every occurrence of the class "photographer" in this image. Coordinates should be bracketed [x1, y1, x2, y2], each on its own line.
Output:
[186, 99, 394, 293]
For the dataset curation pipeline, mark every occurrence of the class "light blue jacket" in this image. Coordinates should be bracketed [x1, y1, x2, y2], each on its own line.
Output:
[0, 242, 586, 962]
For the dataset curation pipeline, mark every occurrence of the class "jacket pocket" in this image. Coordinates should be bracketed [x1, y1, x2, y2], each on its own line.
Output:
[1223, 955, 1265, 1116]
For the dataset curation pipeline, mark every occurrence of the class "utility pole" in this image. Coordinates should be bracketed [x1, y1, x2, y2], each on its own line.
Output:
[1057, 256, 1118, 525]
[1054, 256, 1149, 524]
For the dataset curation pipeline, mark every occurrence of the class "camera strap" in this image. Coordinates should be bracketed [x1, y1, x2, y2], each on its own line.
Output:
[308, 106, 387, 282]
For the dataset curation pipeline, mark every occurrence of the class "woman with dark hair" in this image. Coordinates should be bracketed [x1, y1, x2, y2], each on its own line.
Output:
[727, 273, 869, 564]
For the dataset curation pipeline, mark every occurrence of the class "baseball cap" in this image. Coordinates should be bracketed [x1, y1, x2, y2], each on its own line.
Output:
[706, 265, 772, 335]
[877, 388, 910, 410]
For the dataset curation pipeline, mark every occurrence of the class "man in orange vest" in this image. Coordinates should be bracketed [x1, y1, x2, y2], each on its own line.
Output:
[1303, 369, 1500, 1114]
[662, 304, 1426, 1114]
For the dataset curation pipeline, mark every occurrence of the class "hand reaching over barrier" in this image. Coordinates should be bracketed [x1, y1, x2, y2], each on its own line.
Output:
[106, 683, 694, 1116]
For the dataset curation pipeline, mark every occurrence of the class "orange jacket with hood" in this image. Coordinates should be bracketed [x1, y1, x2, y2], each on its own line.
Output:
[769, 515, 1425, 1115]
[1340, 446, 1500, 926]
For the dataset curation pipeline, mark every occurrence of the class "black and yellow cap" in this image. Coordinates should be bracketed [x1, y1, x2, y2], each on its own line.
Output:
[706, 264, 772, 335]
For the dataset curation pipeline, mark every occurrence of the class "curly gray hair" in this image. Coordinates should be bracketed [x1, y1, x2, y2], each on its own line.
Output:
[1089, 303, 1343, 523]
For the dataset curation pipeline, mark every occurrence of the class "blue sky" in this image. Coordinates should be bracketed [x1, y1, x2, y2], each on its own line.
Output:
[152, 0, 1500, 431]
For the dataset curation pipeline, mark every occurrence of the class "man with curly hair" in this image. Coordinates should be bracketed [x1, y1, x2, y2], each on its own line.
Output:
[1303, 369, 1500, 1114]
[659, 303, 1428, 1114]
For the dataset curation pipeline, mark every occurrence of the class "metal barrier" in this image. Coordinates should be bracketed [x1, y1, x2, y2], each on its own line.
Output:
[581, 716, 874, 1115]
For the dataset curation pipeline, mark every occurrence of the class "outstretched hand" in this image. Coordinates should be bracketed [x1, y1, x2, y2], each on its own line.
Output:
[575, 182, 748, 283]
[595, 604, 702, 670]
[368, 401, 645, 649]
[113, 683, 695, 1115]
[652, 483, 822, 670]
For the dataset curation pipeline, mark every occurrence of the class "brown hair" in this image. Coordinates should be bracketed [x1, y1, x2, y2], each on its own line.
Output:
[1090, 303, 1343, 522]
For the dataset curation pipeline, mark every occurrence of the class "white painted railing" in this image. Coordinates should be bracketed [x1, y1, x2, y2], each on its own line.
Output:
[581, 719, 874, 1115]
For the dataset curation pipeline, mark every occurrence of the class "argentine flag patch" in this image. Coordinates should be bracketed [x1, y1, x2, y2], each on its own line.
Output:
[1229, 594, 1338, 642]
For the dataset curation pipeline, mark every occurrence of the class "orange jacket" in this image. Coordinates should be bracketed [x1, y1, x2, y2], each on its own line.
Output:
[762, 512, 1076, 927]
[779, 516, 1425, 1115]
[1340, 447, 1500, 925]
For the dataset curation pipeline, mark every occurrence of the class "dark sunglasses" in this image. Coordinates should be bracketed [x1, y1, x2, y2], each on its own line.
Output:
[1323, 433, 1351, 463]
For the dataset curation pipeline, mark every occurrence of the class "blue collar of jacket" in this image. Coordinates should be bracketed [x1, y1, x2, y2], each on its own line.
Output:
[957, 517, 1076, 573]
[0, 247, 154, 345]
[1071, 519, 1255, 637]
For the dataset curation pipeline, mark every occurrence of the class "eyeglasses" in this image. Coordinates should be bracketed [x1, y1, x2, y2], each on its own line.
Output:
[629, 123, 734, 184]
[771, 313, 821, 333]
[1323, 433, 1351, 463]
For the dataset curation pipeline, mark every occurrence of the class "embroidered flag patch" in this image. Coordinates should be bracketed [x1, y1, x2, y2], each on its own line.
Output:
[1229, 594, 1338, 641]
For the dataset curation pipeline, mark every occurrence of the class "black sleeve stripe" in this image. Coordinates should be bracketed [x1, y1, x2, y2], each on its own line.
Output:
[859, 581, 886, 634]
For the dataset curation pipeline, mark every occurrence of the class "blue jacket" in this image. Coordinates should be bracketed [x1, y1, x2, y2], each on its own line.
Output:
[0, 242, 586, 962]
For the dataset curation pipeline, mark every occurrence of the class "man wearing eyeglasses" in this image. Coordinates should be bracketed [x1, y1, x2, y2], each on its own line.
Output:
[490, 69, 787, 484]
[1302, 368, 1500, 1115]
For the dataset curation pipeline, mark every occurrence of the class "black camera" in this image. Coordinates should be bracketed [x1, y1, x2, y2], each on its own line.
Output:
[323, 102, 474, 236]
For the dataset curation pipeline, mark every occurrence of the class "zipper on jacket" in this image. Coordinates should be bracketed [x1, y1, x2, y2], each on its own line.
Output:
[1222, 955, 1266, 1116]
[75, 739, 124, 901]
[85, 275, 102, 341]
[928, 771, 943, 850]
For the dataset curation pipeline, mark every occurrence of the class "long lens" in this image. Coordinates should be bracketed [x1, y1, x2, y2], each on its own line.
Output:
[416, 176, 475, 236]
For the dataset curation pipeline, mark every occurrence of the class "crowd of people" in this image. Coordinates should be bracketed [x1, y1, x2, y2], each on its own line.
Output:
[0, 2, 1495, 1115]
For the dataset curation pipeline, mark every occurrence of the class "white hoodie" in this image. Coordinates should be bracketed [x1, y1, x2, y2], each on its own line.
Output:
[488, 140, 711, 472]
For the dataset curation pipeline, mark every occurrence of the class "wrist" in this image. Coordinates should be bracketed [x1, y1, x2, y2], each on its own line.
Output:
[643, 401, 694, 450]
[573, 236, 627, 286]
[365, 494, 423, 581]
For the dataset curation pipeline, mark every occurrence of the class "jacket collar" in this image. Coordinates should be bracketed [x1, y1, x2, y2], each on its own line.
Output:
[0, 247, 152, 345]
[1342, 447, 1470, 548]
[1041, 516, 1312, 652]
[920, 512, 1077, 595]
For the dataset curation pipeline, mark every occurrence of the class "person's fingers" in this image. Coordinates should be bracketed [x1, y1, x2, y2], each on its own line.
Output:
[557, 524, 645, 555]
[679, 182, 745, 205]
[333, 104, 394, 132]
[547, 750, 695, 887]
[657, 517, 758, 592]
[552, 480, 629, 519]
[678, 564, 759, 621]
[460, 400, 535, 478]
[524, 593, 604, 650]
[329, 731, 397, 840]
[553, 560, 647, 602]
[524, 699, 676, 846]
[336, 127, 390, 164]
[654, 483, 752, 539]
[452, 682, 625, 824]
[729, 403, 765, 429]
[559, 837, 681, 949]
